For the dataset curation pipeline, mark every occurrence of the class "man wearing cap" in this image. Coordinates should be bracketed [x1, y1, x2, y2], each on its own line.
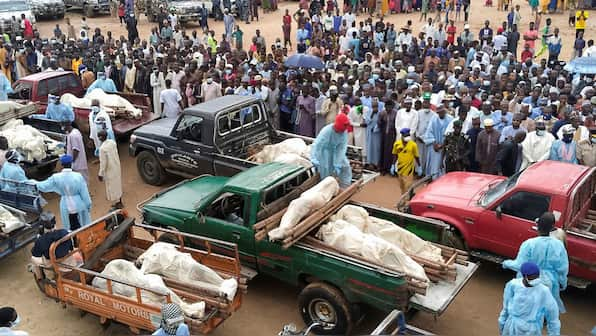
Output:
[476, 118, 501, 174]
[549, 124, 578, 164]
[521, 120, 555, 169]
[86, 71, 117, 94]
[30, 94, 75, 122]
[503, 212, 569, 314]
[423, 104, 453, 178]
[30, 212, 73, 280]
[201, 76, 222, 102]
[395, 96, 419, 142]
[443, 120, 469, 172]
[36, 154, 92, 231]
[392, 128, 420, 192]
[311, 113, 352, 188]
[576, 128, 596, 167]
[499, 261, 561, 336]
[320, 85, 343, 130]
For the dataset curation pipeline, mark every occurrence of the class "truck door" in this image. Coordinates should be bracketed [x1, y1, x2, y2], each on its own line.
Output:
[168, 114, 215, 176]
[202, 192, 257, 268]
[478, 191, 551, 257]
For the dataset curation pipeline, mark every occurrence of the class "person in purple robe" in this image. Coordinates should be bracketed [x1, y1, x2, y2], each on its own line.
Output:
[296, 85, 316, 137]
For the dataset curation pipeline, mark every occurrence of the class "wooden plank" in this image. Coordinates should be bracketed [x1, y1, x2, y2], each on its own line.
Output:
[82, 218, 135, 270]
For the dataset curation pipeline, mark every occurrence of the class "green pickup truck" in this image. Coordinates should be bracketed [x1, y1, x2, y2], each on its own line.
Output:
[139, 163, 478, 335]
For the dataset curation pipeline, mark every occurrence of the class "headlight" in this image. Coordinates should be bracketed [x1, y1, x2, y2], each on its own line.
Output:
[130, 134, 136, 144]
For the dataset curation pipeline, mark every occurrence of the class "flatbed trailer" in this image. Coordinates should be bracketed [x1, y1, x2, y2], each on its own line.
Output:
[34, 210, 247, 334]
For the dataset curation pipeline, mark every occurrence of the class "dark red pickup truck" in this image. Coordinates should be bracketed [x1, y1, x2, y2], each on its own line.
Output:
[402, 160, 596, 289]
[9, 71, 158, 142]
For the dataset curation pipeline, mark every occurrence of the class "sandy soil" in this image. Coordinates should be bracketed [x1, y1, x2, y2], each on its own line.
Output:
[1, 3, 595, 335]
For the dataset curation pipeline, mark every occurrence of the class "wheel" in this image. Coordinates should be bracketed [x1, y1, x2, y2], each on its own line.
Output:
[84, 5, 95, 17]
[136, 151, 165, 185]
[57, 12, 65, 19]
[298, 282, 353, 335]
[443, 227, 467, 251]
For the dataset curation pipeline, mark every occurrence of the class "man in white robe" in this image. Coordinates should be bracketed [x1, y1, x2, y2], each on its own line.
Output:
[520, 121, 555, 170]
[150, 67, 166, 116]
[88, 100, 114, 157]
[423, 104, 453, 179]
[395, 97, 419, 138]
[97, 130, 123, 209]
[415, 94, 435, 175]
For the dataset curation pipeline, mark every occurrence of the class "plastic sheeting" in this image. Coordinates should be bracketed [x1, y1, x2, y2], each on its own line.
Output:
[0, 119, 64, 162]
[317, 220, 429, 282]
[252, 138, 313, 168]
[92, 259, 206, 318]
[0, 205, 24, 233]
[137, 242, 238, 301]
[268, 176, 339, 241]
[331, 205, 444, 263]
[60, 89, 142, 118]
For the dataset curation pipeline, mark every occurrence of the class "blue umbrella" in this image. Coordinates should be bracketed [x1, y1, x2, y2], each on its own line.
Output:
[564, 56, 596, 74]
[284, 53, 325, 69]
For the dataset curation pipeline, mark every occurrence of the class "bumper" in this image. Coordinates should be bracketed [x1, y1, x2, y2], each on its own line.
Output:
[129, 143, 137, 156]
[31, 7, 66, 16]
[178, 13, 200, 21]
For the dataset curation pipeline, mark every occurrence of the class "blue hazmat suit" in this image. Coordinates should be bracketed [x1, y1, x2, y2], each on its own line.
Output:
[498, 278, 561, 336]
[31, 102, 75, 122]
[0, 72, 13, 101]
[86, 78, 117, 94]
[310, 124, 352, 188]
[0, 162, 29, 192]
[503, 236, 569, 313]
[36, 169, 91, 231]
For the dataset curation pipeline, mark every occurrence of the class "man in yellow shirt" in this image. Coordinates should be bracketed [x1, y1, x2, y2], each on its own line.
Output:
[392, 128, 421, 193]
[575, 10, 588, 38]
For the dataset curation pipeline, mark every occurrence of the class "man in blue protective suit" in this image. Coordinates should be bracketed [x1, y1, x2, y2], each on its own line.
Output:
[0, 150, 29, 192]
[503, 212, 569, 313]
[36, 154, 91, 231]
[311, 112, 352, 188]
[499, 262, 560, 336]
[86, 71, 117, 94]
[30, 94, 75, 122]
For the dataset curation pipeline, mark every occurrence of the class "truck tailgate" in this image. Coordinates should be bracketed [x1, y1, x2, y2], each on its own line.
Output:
[112, 108, 159, 135]
[408, 261, 479, 315]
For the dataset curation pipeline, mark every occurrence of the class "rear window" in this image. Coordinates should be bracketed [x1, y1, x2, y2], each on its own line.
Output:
[259, 170, 312, 212]
[58, 74, 80, 90]
[47, 77, 61, 95]
[216, 103, 262, 136]
[37, 80, 48, 97]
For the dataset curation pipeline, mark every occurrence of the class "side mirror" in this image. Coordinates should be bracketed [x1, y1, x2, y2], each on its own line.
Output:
[495, 206, 502, 219]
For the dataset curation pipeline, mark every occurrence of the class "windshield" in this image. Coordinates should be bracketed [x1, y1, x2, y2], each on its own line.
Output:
[479, 171, 522, 207]
[0, 1, 29, 12]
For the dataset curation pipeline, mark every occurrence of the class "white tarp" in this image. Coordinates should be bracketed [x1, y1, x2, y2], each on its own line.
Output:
[317, 219, 429, 282]
[331, 205, 444, 263]
[61, 89, 142, 118]
[252, 138, 313, 168]
[0, 119, 64, 162]
[268, 176, 339, 241]
[0, 205, 24, 233]
[92, 259, 206, 318]
[137, 242, 238, 301]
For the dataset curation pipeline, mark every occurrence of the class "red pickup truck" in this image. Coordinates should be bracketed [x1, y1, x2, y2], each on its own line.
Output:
[403, 160, 596, 289]
[9, 71, 157, 142]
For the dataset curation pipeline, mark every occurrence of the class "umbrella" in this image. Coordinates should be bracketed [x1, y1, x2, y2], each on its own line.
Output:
[284, 53, 325, 69]
[563, 56, 596, 74]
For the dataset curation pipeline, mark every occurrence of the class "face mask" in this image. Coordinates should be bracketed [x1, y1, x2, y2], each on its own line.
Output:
[526, 277, 541, 287]
[372, 74, 379, 81]
[536, 129, 545, 136]
[225, 69, 231, 74]
[543, 114, 552, 120]
[406, 78, 413, 85]
[10, 315, 20, 328]
[206, 78, 213, 84]
[403, 136, 411, 142]
[562, 135, 573, 143]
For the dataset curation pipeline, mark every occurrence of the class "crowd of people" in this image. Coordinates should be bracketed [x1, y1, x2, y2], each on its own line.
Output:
[0, 0, 594, 334]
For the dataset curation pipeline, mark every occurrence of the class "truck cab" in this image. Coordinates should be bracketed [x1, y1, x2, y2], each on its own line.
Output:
[409, 160, 596, 288]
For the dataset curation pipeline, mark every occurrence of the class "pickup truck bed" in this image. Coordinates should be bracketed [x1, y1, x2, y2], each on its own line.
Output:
[0, 203, 41, 260]
[35, 211, 247, 334]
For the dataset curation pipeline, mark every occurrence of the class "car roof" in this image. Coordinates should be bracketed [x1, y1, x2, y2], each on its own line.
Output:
[17, 71, 73, 82]
[184, 95, 259, 120]
[225, 162, 305, 194]
[144, 176, 228, 213]
[517, 160, 592, 197]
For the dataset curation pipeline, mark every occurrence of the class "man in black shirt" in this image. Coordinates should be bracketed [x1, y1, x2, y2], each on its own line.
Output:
[496, 130, 526, 177]
[30, 212, 73, 280]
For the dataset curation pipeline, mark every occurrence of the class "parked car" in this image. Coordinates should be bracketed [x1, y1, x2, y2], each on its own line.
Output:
[144, 0, 212, 24]
[402, 160, 596, 289]
[0, 0, 36, 35]
[28, 0, 65, 19]
[63, 0, 109, 17]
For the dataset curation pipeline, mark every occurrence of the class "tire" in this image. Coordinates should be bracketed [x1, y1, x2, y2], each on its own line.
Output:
[136, 151, 165, 185]
[57, 12, 65, 19]
[298, 282, 353, 335]
[443, 227, 467, 251]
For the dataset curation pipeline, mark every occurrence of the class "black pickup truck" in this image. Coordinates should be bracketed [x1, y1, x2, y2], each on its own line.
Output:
[129, 95, 368, 185]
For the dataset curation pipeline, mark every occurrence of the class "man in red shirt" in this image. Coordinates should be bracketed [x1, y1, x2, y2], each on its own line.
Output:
[447, 20, 457, 45]
[521, 43, 533, 62]
[20, 14, 33, 40]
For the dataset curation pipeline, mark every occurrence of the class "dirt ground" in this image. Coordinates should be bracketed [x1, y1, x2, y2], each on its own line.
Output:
[1, 2, 595, 335]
